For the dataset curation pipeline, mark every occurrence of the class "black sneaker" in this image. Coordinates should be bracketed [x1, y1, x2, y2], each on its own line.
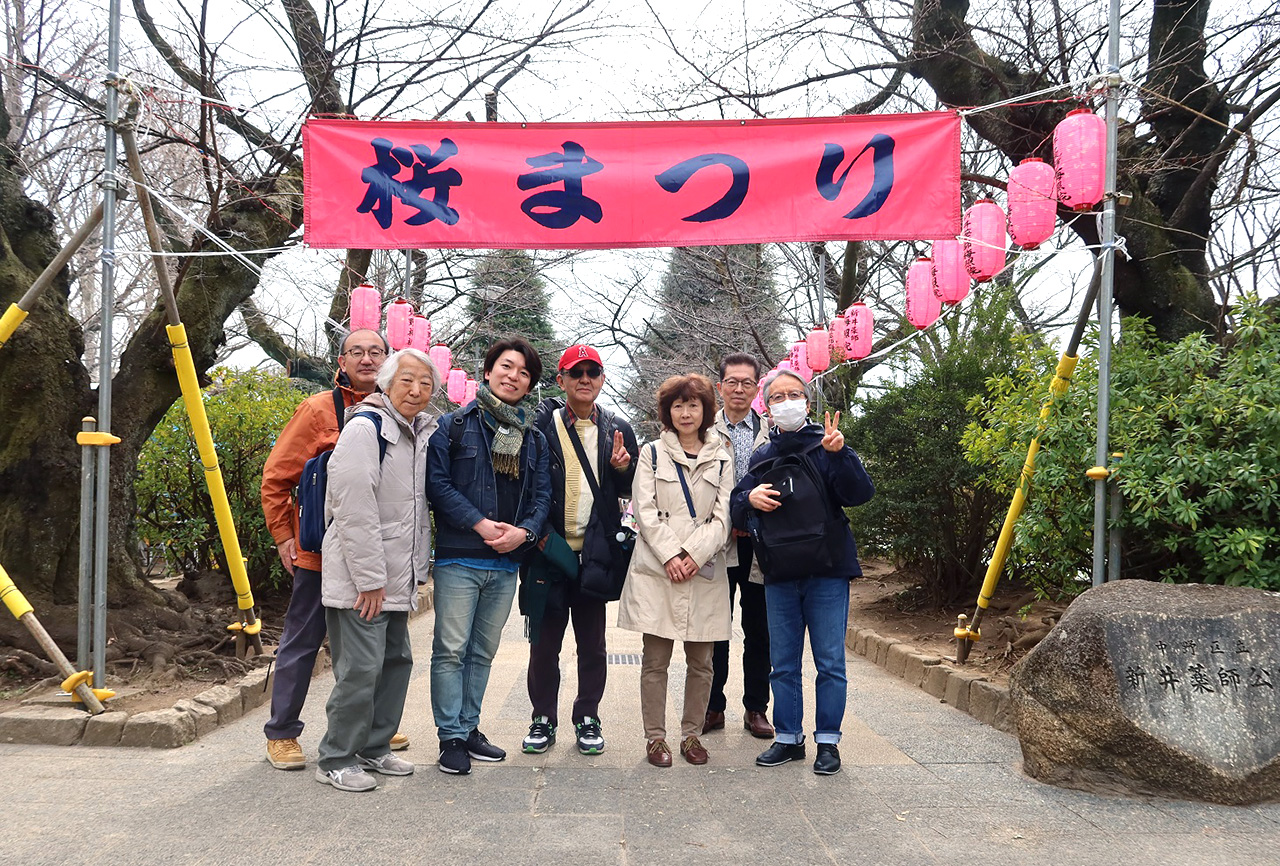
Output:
[438, 738, 471, 775]
[466, 729, 506, 762]
[756, 739, 806, 767]
[522, 716, 556, 754]
[575, 717, 605, 755]
[813, 743, 841, 776]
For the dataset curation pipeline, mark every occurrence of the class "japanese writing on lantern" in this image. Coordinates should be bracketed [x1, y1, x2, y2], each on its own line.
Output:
[353, 136, 896, 230]
[1120, 635, 1275, 700]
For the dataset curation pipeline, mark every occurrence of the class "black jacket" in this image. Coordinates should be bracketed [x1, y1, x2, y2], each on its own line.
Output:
[535, 398, 639, 590]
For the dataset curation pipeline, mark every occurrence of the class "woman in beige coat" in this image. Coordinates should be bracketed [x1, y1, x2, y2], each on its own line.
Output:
[618, 374, 734, 767]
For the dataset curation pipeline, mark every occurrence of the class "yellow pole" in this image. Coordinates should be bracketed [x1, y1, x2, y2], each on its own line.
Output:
[1, 562, 111, 713]
[0, 304, 28, 350]
[955, 353, 1079, 663]
[165, 324, 261, 650]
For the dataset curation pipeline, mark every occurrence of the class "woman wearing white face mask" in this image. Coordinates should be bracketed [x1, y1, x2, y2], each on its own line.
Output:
[729, 369, 874, 777]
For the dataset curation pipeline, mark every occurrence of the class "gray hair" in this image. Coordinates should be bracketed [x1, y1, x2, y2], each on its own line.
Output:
[760, 369, 811, 405]
[375, 347, 443, 396]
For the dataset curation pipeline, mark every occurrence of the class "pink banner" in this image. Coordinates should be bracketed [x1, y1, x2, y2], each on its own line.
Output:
[303, 114, 960, 249]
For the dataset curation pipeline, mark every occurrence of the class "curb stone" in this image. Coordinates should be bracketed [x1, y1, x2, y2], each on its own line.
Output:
[0, 583, 436, 749]
[846, 624, 1012, 732]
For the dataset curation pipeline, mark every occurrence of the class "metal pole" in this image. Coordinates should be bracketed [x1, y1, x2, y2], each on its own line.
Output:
[404, 249, 413, 301]
[1091, 0, 1122, 587]
[92, 0, 123, 685]
[816, 249, 827, 414]
[77, 417, 95, 671]
[1108, 452, 1123, 583]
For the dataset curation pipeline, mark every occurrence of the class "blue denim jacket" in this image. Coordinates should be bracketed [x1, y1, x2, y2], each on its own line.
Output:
[426, 402, 551, 558]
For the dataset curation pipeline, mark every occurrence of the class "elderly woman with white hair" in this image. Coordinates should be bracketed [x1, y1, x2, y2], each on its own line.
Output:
[729, 369, 873, 777]
[314, 347, 441, 793]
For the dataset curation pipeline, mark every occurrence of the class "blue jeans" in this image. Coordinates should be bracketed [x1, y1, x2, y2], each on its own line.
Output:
[765, 577, 850, 745]
[430, 562, 518, 741]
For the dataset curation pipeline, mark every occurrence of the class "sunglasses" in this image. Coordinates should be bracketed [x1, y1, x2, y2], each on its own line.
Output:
[563, 364, 603, 379]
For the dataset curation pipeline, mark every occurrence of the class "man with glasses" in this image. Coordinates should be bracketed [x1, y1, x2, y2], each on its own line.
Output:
[706, 352, 774, 739]
[261, 328, 409, 769]
[520, 345, 638, 757]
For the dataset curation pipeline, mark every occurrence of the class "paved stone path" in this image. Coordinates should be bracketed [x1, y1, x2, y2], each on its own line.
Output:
[3, 602, 1278, 865]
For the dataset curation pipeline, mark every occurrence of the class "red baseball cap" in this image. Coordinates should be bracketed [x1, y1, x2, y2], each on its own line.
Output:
[558, 344, 603, 372]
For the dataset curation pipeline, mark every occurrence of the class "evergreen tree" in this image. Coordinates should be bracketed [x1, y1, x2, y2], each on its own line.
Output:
[628, 245, 784, 435]
[461, 250, 559, 392]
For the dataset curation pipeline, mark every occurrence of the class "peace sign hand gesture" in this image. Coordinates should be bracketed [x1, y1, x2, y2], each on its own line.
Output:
[821, 411, 844, 452]
[609, 430, 631, 469]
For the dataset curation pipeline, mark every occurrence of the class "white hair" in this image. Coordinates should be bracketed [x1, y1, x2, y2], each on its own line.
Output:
[760, 369, 811, 405]
[375, 347, 442, 395]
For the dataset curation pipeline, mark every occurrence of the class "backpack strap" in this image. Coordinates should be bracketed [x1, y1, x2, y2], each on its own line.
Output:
[332, 387, 345, 431]
[448, 412, 466, 455]
[649, 442, 658, 472]
[351, 411, 388, 464]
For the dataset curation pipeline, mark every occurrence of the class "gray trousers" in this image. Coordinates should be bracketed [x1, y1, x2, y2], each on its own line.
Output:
[317, 608, 413, 772]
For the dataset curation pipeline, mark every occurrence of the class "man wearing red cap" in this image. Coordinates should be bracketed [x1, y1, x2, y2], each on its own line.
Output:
[519, 344, 638, 756]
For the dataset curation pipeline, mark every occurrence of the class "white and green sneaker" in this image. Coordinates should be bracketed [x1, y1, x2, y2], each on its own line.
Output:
[522, 716, 556, 753]
[575, 717, 605, 755]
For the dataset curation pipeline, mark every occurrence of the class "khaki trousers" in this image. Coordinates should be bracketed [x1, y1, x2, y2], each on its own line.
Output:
[640, 633, 714, 741]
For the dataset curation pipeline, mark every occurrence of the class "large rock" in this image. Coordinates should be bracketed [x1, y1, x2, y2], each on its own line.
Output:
[1010, 579, 1280, 804]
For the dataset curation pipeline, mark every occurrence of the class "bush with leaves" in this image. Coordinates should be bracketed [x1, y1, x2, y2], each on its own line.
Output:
[136, 368, 310, 593]
[963, 295, 1280, 595]
[844, 289, 1021, 606]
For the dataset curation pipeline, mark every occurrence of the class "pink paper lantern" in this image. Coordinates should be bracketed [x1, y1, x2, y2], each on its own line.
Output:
[1007, 158, 1056, 249]
[349, 283, 381, 332]
[805, 326, 830, 372]
[963, 199, 1007, 282]
[931, 239, 969, 305]
[407, 315, 431, 351]
[907, 257, 942, 329]
[751, 390, 765, 415]
[1053, 108, 1106, 212]
[447, 368, 467, 404]
[830, 314, 847, 363]
[464, 377, 477, 404]
[428, 343, 452, 375]
[385, 299, 413, 350]
[777, 360, 792, 371]
[845, 302, 874, 361]
[792, 342, 813, 382]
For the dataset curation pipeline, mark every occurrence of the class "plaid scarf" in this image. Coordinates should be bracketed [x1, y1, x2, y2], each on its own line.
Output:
[476, 383, 533, 478]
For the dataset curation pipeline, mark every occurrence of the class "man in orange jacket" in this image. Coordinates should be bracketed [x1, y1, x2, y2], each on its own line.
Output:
[260, 328, 399, 770]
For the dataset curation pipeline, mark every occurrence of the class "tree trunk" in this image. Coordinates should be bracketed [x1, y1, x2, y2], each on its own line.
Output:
[0, 92, 303, 602]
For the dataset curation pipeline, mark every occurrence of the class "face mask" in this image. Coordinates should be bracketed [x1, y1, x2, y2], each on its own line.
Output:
[769, 398, 808, 431]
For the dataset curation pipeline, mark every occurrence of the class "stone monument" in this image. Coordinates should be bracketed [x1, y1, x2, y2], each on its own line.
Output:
[1009, 579, 1280, 804]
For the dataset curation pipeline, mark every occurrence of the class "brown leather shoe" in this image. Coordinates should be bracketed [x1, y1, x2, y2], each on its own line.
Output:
[646, 738, 672, 768]
[681, 736, 709, 765]
[744, 710, 775, 739]
[702, 710, 725, 734]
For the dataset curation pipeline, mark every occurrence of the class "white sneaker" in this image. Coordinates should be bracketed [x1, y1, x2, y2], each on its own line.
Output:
[357, 752, 415, 776]
[315, 765, 378, 792]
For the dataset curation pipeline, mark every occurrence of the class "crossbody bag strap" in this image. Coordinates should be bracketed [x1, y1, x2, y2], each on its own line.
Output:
[673, 463, 697, 520]
[563, 415, 604, 503]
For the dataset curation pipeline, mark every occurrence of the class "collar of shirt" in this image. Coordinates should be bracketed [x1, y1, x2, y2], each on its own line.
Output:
[562, 403, 600, 426]
[721, 409, 755, 429]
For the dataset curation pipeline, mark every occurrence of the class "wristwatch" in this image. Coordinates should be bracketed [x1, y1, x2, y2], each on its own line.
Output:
[525, 528, 537, 545]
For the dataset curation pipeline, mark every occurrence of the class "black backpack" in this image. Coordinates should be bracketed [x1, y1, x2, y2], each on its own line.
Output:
[296, 390, 387, 553]
[748, 440, 845, 580]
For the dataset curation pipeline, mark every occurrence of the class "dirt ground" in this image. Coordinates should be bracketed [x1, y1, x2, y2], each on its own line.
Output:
[1, 561, 1062, 715]
[849, 560, 1067, 686]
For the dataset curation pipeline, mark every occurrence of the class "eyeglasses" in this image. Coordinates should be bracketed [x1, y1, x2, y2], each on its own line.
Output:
[343, 348, 386, 360]
[720, 378, 757, 390]
[563, 364, 603, 379]
[767, 391, 807, 405]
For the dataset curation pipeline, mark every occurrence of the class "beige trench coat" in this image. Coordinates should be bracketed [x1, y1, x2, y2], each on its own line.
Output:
[617, 430, 735, 642]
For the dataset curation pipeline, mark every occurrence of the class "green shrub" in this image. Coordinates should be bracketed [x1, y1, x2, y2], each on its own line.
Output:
[845, 287, 1021, 606]
[963, 295, 1280, 595]
[136, 367, 310, 593]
